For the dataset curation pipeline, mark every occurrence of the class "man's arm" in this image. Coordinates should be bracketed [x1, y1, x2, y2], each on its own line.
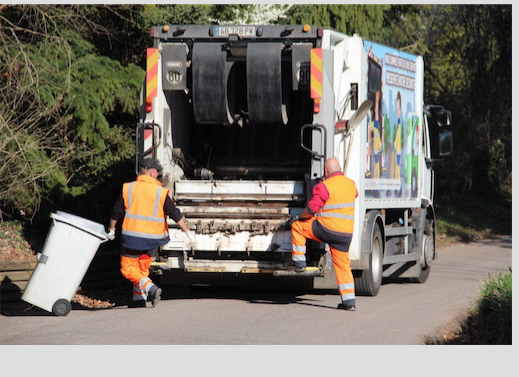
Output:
[109, 218, 118, 231]
[164, 195, 182, 223]
[298, 207, 313, 220]
[164, 196, 194, 239]
[175, 217, 189, 233]
[298, 182, 329, 220]
[108, 197, 124, 231]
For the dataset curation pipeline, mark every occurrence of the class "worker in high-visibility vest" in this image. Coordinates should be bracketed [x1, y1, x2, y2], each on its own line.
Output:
[108, 159, 195, 308]
[290, 158, 358, 311]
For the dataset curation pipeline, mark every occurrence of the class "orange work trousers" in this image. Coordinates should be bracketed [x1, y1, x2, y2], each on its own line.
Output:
[120, 254, 156, 301]
[291, 219, 355, 306]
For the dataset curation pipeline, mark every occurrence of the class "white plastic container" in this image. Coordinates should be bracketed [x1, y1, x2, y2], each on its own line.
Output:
[22, 211, 109, 316]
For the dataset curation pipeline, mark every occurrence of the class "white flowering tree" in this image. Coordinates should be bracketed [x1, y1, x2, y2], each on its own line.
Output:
[210, 4, 292, 25]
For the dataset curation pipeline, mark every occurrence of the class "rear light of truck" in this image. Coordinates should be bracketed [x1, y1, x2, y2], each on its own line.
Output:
[313, 98, 321, 113]
[145, 97, 152, 113]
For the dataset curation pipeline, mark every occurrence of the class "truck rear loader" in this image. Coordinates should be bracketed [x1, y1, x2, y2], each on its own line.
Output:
[137, 24, 453, 296]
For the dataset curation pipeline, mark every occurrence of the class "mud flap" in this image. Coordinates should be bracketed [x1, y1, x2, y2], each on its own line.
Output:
[192, 42, 233, 124]
[246, 42, 288, 125]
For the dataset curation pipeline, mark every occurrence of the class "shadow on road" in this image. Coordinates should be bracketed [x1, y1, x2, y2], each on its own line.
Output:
[159, 284, 342, 310]
[1, 282, 342, 316]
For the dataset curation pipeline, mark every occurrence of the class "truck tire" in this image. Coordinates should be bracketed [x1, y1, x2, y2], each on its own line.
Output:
[355, 221, 383, 296]
[410, 228, 433, 283]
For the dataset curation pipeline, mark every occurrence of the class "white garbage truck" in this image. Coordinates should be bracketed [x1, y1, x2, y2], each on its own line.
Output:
[137, 24, 453, 296]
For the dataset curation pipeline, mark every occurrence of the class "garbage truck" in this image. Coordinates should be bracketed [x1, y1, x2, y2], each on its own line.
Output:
[137, 24, 453, 296]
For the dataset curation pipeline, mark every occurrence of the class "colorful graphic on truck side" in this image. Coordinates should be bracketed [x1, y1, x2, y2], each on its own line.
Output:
[364, 41, 421, 199]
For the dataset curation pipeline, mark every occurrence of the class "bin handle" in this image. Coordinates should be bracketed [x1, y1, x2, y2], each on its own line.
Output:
[50, 213, 110, 242]
[38, 253, 48, 264]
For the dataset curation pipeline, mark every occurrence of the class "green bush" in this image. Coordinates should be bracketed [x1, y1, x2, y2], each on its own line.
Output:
[424, 269, 512, 345]
[469, 269, 512, 344]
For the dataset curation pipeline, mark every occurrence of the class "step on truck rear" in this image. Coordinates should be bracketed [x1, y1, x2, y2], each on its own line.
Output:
[138, 25, 453, 295]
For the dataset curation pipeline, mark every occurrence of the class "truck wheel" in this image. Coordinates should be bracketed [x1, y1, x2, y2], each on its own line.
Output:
[355, 222, 383, 296]
[52, 299, 71, 316]
[410, 231, 433, 283]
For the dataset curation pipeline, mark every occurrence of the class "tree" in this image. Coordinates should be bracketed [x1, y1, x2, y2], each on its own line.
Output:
[284, 4, 389, 40]
[209, 4, 291, 25]
[420, 5, 512, 195]
[0, 5, 142, 219]
[458, 5, 511, 195]
[83, 5, 213, 66]
[382, 5, 511, 196]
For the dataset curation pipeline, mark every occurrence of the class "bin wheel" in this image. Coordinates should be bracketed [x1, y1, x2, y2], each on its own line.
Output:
[52, 299, 71, 316]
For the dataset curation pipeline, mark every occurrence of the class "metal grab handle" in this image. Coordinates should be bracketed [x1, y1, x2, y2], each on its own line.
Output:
[136, 122, 162, 157]
[300, 123, 327, 159]
[136, 122, 162, 174]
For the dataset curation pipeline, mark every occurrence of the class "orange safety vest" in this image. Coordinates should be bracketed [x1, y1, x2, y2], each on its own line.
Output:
[315, 174, 356, 235]
[121, 175, 169, 250]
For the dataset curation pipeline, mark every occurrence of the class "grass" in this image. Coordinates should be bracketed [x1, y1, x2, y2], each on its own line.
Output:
[473, 269, 513, 344]
[434, 192, 512, 247]
[425, 269, 512, 345]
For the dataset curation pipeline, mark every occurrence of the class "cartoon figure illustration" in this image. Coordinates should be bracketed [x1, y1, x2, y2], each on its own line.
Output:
[364, 41, 420, 199]
[383, 111, 391, 178]
[365, 46, 383, 189]
[394, 91, 402, 181]
[370, 91, 382, 179]
[404, 116, 420, 198]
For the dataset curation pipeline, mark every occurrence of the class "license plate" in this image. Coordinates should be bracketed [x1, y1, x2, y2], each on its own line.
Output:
[216, 26, 256, 37]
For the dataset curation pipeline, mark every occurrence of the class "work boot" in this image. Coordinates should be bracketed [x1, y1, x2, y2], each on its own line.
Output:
[128, 300, 146, 308]
[286, 264, 306, 273]
[148, 286, 162, 308]
[337, 303, 356, 311]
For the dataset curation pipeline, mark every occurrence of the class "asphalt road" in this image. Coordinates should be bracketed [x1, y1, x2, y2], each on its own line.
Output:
[0, 236, 512, 346]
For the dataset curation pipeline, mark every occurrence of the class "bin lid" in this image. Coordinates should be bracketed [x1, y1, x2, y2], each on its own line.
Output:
[51, 211, 109, 241]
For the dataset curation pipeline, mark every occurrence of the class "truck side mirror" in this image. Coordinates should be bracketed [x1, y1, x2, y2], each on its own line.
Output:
[438, 129, 453, 157]
[426, 105, 454, 161]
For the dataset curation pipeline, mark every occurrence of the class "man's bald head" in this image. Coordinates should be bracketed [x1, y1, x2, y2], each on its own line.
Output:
[324, 158, 342, 177]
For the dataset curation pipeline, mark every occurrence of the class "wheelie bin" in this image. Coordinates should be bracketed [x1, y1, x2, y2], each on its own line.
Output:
[22, 211, 110, 316]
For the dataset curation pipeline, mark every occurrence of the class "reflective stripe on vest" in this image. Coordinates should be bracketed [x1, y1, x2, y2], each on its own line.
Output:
[316, 175, 356, 234]
[315, 212, 355, 220]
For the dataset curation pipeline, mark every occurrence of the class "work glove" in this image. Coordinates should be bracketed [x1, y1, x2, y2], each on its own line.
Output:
[108, 228, 116, 240]
[185, 230, 196, 243]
